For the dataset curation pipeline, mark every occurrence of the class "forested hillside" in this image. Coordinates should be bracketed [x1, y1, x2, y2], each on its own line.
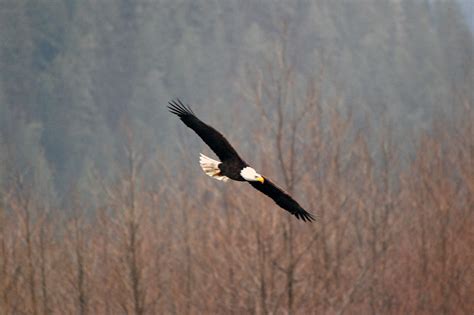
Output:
[0, 0, 473, 314]
[0, 0, 472, 196]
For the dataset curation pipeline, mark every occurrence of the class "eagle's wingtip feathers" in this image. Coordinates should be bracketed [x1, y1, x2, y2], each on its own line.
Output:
[167, 99, 195, 117]
[297, 209, 317, 222]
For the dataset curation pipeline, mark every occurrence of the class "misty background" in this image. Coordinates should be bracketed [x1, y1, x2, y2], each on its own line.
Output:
[0, 1, 473, 314]
[1, 0, 472, 201]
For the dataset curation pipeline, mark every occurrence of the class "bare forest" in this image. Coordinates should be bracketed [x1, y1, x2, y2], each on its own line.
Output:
[0, 1, 473, 314]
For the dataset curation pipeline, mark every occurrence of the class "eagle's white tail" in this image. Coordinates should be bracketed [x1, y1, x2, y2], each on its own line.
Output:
[199, 153, 228, 182]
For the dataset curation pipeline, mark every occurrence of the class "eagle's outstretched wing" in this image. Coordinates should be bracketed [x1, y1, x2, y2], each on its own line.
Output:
[249, 178, 316, 222]
[168, 99, 241, 161]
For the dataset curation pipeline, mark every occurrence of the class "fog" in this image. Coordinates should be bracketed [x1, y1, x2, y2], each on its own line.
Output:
[0, 1, 472, 314]
[1, 0, 472, 194]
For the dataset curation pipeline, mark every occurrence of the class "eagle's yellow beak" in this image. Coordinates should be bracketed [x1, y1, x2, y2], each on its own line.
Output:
[257, 176, 265, 184]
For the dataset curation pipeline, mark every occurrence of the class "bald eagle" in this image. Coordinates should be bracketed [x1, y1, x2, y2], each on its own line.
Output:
[168, 99, 315, 222]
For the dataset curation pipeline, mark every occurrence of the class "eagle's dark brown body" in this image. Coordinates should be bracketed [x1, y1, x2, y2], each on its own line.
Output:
[218, 159, 247, 181]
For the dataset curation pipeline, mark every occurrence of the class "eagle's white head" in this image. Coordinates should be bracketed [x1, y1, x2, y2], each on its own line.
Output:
[240, 166, 264, 183]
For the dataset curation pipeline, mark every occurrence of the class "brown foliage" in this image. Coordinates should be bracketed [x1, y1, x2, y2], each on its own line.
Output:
[0, 101, 472, 314]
